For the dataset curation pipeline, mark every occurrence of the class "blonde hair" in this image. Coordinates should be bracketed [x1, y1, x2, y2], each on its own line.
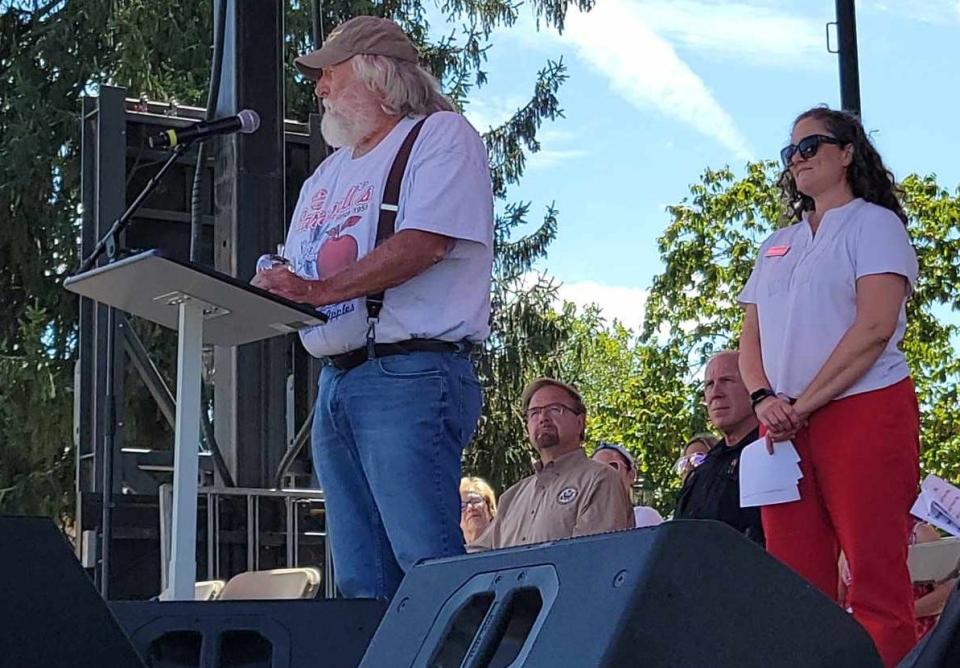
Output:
[460, 476, 497, 517]
[351, 54, 454, 116]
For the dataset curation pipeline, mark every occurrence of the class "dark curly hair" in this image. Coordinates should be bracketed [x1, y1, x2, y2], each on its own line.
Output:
[778, 107, 907, 225]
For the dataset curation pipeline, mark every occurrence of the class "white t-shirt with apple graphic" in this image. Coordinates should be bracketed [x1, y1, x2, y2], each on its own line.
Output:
[284, 112, 494, 358]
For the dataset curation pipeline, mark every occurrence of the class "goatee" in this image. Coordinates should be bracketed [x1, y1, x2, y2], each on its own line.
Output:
[535, 431, 559, 449]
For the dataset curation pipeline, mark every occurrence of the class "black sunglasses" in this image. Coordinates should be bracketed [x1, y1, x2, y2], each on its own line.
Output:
[780, 134, 845, 167]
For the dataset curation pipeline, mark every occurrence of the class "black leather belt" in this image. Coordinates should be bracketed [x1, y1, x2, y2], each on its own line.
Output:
[326, 339, 474, 372]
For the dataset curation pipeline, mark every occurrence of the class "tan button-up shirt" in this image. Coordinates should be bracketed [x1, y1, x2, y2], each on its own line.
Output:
[470, 449, 634, 550]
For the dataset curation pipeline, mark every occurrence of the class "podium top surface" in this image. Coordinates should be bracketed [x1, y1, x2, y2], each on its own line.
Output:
[64, 250, 326, 346]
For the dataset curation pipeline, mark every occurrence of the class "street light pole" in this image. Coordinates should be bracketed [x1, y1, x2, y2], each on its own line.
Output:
[835, 0, 862, 116]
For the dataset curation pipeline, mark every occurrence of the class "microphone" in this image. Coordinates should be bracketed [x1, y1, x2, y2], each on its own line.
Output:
[148, 109, 261, 149]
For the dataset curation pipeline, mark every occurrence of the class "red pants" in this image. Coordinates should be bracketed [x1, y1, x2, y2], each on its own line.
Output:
[762, 378, 920, 667]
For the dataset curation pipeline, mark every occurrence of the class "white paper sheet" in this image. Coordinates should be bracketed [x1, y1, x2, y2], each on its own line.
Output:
[741, 486, 801, 508]
[912, 475, 960, 538]
[739, 438, 802, 508]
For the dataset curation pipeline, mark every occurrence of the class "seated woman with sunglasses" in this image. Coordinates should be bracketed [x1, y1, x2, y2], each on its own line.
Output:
[738, 107, 919, 667]
[675, 433, 719, 483]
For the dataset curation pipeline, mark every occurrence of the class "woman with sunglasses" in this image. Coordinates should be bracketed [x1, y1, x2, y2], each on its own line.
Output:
[738, 107, 919, 667]
[675, 434, 719, 482]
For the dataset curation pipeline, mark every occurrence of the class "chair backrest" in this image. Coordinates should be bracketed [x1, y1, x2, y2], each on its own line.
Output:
[219, 568, 322, 601]
[194, 579, 226, 601]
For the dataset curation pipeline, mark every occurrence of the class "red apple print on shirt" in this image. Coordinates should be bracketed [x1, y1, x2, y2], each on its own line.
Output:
[316, 215, 361, 277]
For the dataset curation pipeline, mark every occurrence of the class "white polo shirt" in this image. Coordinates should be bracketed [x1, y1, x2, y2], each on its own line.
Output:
[739, 198, 917, 400]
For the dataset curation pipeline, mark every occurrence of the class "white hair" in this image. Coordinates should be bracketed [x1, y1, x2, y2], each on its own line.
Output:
[351, 54, 454, 116]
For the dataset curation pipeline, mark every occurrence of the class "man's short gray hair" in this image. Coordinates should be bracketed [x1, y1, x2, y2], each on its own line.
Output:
[351, 54, 454, 116]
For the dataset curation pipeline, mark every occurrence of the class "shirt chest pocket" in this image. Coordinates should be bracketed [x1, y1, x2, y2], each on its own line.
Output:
[760, 254, 799, 297]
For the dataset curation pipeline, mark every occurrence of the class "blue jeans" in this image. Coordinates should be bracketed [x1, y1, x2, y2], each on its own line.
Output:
[311, 350, 482, 599]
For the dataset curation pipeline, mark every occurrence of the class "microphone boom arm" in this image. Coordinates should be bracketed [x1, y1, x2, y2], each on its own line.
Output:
[77, 143, 188, 274]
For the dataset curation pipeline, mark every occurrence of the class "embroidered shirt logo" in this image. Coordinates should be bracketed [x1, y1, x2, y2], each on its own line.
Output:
[557, 487, 579, 505]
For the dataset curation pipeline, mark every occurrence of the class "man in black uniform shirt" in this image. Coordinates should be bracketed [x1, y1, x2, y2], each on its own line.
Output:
[675, 350, 764, 545]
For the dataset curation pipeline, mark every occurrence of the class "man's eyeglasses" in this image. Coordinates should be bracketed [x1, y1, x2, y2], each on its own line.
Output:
[780, 134, 845, 167]
[460, 495, 486, 512]
[524, 403, 580, 422]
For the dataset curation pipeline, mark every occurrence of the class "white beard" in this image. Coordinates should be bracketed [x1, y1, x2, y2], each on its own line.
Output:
[320, 97, 381, 149]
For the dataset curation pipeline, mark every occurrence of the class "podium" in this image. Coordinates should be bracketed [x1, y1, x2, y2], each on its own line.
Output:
[65, 250, 326, 600]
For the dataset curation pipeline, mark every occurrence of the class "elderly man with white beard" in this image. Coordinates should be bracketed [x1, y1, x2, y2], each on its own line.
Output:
[252, 16, 493, 600]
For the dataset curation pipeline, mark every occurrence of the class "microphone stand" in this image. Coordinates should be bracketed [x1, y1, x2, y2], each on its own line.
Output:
[77, 142, 189, 274]
[74, 140, 187, 597]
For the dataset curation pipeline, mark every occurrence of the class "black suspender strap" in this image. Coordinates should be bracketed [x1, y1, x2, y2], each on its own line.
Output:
[365, 116, 429, 330]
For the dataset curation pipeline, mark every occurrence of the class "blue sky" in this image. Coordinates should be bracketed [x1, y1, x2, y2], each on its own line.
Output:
[436, 0, 960, 330]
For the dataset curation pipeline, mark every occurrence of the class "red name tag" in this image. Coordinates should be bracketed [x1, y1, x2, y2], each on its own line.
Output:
[765, 245, 790, 257]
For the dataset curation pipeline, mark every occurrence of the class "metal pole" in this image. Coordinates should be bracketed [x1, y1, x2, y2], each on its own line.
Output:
[213, 0, 288, 489]
[99, 306, 117, 599]
[166, 299, 205, 600]
[311, 0, 324, 48]
[835, 0, 861, 115]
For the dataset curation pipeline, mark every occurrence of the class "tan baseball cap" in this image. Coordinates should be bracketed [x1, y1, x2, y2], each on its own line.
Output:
[294, 16, 419, 80]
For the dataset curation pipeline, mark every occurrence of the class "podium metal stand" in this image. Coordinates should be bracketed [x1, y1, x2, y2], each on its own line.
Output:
[65, 249, 325, 600]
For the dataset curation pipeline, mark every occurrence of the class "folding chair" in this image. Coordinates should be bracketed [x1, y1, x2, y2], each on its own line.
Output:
[219, 567, 322, 600]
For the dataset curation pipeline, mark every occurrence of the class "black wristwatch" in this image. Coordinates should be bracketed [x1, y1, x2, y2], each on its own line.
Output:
[750, 387, 776, 411]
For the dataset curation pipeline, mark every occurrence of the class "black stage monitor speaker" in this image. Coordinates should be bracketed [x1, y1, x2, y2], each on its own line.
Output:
[0, 515, 145, 667]
[361, 520, 883, 667]
[111, 598, 387, 668]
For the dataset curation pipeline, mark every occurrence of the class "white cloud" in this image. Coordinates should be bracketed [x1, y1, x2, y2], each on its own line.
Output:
[462, 94, 526, 133]
[867, 1, 960, 25]
[627, 1, 823, 64]
[466, 100, 589, 170]
[528, 128, 589, 169]
[518, 272, 649, 331]
[528, 0, 755, 160]
[556, 280, 649, 332]
[527, 148, 590, 170]
[500, 0, 834, 160]
[536, 128, 577, 143]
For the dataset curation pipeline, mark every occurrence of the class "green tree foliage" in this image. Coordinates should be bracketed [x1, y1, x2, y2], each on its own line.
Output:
[553, 165, 960, 514]
[0, 305, 74, 517]
[557, 310, 706, 511]
[1, 1, 118, 517]
[640, 162, 960, 490]
[0, 0, 587, 513]
[1, 0, 217, 516]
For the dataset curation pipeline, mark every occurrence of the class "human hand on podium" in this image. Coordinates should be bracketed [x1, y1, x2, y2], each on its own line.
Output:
[252, 266, 325, 306]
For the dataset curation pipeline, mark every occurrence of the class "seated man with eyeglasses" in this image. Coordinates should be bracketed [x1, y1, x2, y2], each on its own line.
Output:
[593, 442, 663, 528]
[469, 378, 634, 551]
